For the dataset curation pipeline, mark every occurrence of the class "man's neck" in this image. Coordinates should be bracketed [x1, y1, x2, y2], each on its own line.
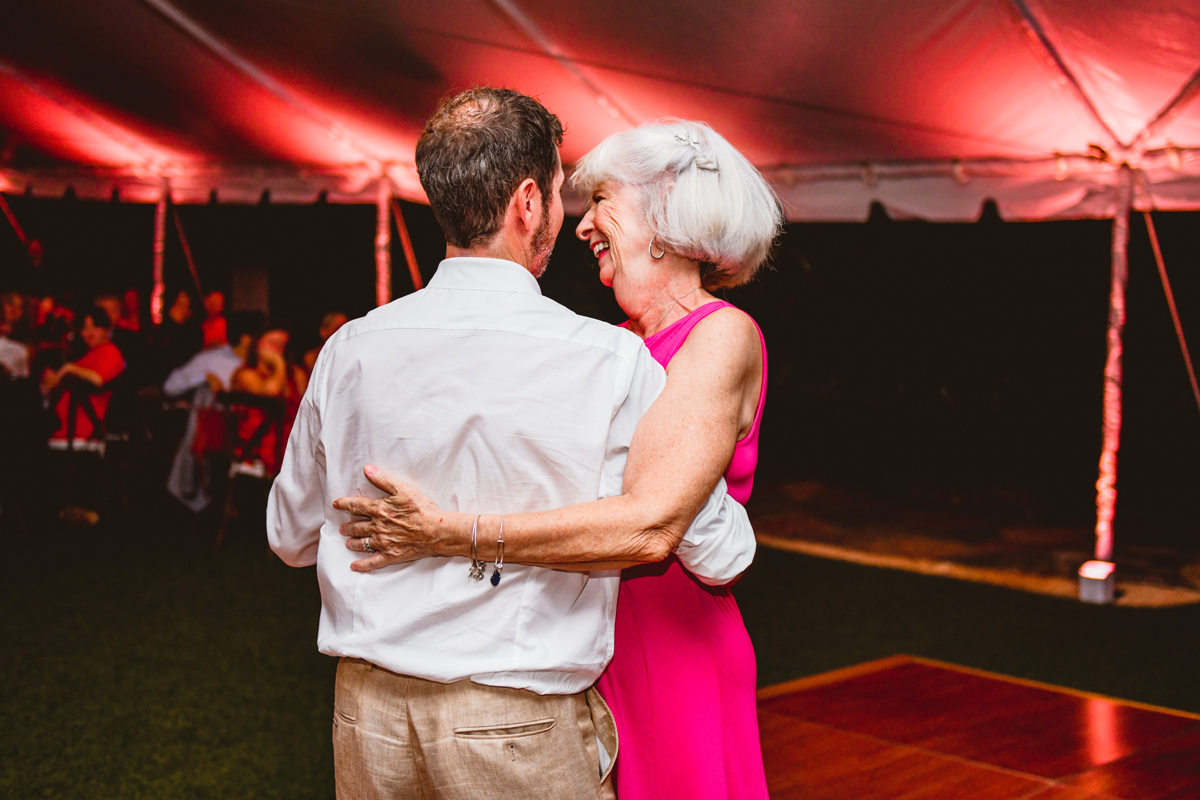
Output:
[445, 236, 534, 275]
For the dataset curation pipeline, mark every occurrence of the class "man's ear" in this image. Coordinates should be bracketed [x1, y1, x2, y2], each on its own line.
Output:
[513, 177, 541, 233]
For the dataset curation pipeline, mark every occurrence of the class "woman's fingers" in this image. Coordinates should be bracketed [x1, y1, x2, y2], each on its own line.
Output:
[351, 553, 393, 572]
[363, 464, 403, 495]
[332, 495, 378, 516]
[339, 519, 374, 539]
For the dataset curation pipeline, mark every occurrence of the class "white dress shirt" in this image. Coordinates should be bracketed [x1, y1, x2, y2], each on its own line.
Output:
[0, 335, 29, 378]
[267, 258, 756, 695]
[162, 344, 243, 396]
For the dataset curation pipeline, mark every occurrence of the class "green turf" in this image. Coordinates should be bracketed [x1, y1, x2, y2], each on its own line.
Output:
[3, 499, 1197, 799]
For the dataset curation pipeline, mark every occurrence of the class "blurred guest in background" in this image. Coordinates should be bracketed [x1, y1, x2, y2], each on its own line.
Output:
[118, 288, 141, 334]
[32, 294, 73, 351]
[156, 289, 202, 378]
[231, 328, 306, 475]
[164, 311, 262, 399]
[165, 311, 265, 513]
[97, 292, 151, 389]
[201, 290, 228, 348]
[42, 305, 125, 446]
[303, 310, 348, 374]
[94, 295, 123, 334]
[0, 293, 28, 378]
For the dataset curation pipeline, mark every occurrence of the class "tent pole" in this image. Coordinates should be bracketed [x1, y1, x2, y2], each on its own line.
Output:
[1094, 166, 1134, 563]
[375, 179, 392, 307]
[151, 179, 169, 325]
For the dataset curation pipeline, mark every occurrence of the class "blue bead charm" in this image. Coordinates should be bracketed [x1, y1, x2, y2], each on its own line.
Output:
[490, 569, 501, 586]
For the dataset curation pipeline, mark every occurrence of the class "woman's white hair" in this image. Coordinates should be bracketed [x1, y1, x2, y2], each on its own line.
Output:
[571, 119, 783, 288]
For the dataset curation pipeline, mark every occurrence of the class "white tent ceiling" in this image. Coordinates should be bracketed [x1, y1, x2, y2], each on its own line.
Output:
[2, 0, 1200, 220]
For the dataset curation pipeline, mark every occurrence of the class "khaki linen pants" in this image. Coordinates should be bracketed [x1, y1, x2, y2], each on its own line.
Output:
[333, 658, 617, 800]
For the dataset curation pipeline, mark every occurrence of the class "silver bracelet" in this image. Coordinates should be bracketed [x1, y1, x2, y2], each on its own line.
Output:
[490, 515, 505, 586]
[468, 514, 485, 581]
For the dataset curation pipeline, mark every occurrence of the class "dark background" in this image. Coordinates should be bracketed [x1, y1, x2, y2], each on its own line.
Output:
[1, 192, 1197, 551]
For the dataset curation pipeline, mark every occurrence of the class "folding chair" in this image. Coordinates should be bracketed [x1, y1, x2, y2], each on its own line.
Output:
[213, 391, 285, 549]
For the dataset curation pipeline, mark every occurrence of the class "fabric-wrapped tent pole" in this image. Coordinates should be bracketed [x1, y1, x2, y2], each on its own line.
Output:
[375, 179, 392, 307]
[1094, 166, 1134, 563]
[151, 179, 169, 325]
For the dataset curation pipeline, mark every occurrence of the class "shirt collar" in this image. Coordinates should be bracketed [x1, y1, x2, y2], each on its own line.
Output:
[426, 257, 543, 296]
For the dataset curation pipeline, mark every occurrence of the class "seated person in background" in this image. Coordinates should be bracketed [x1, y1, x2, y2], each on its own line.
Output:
[302, 311, 348, 374]
[200, 290, 228, 348]
[41, 305, 125, 446]
[164, 312, 266, 513]
[118, 289, 142, 334]
[230, 328, 307, 475]
[94, 295, 123, 333]
[2, 291, 23, 334]
[0, 294, 29, 378]
[156, 289, 202, 378]
[164, 311, 262, 398]
[97, 292, 152, 389]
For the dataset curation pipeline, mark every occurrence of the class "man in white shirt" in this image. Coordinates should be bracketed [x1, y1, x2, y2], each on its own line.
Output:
[164, 312, 261, 512]
[162, 311, 259, 398]
[267, 88, 755, 800]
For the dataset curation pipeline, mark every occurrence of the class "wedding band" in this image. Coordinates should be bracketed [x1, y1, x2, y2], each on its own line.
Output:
[363, 537, 375, 553]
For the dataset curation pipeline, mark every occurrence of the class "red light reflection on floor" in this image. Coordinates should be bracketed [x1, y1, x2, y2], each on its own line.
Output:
[1085, 697, 1124, 766]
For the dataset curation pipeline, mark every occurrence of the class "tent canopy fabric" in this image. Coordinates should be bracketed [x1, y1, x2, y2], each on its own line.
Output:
[2, 0, 1200, 221]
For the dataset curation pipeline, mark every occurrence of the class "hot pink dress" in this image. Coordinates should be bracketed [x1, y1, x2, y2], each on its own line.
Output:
[597, 300, 769, 799]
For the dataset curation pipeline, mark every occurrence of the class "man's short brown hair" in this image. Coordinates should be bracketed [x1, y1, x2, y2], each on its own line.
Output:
[416, 87, 564, 249]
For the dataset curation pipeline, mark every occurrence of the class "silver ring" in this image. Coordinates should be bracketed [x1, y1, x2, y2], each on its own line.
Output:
[363, 536, 375, 553]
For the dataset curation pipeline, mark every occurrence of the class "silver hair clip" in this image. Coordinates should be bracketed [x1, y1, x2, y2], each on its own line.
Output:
[674, 132, 718, 173]
[674, 132, 700, 148]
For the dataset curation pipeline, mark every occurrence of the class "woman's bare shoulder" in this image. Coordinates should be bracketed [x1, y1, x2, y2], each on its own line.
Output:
[684, 305, 761, 362]
[666, 305, 761, 397]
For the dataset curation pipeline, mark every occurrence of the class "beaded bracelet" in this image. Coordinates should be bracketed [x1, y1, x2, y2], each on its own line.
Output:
[491, 515, 505, 586]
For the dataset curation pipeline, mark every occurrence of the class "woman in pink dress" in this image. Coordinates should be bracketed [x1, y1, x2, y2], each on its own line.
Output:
[339, 120, 780, 798]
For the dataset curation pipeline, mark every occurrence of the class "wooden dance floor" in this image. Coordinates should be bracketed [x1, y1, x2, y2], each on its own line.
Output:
[757, 656, 1200, 799]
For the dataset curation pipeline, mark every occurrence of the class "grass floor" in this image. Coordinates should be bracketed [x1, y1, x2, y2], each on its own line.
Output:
[2, 491, 1198, 799]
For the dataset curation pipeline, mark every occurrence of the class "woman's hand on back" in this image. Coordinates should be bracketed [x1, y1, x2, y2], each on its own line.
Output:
[334, 465, 449, 571]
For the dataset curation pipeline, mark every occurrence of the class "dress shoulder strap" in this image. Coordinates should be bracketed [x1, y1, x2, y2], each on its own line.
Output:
[642, 301, 733, 368]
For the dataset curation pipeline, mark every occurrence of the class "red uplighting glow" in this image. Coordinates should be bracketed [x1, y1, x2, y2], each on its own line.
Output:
[0, 70, 193, 171]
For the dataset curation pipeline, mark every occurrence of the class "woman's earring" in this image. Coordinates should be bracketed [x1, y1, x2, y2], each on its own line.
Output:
[649, 237, 666, 259]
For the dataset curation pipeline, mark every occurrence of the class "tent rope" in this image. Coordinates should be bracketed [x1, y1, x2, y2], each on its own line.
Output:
[1142, 210, 1200, 417]
[389, 198, 423, 292]
[171, 207, 204, 297]
[0, 192, 28, 245]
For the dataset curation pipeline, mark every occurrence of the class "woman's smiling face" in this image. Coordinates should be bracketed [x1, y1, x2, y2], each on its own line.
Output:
[576, 181, 654, 289]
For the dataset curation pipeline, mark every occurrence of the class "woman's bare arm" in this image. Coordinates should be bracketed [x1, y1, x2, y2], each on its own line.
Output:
[59, 362, 106, 387]
[335, 307, 763, 572]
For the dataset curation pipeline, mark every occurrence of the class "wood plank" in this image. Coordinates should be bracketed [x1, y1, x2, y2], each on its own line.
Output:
[759, 711, 1052, 800]
[1021, 787, 1124, 800]
[905, 656, 1200, 722]
[759, 660, 1200, 781]
[757, 655, 913, 700]
[1067, 729, 1200, 800]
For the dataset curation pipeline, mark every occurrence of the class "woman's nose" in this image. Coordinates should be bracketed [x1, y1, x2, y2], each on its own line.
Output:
[576, 208, 594, 241]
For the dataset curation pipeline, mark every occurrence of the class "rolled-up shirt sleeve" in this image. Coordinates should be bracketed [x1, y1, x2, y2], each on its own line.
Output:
[674, 478, 755, 586]
[163, 356, 207, 397]
[602, 342, 756, 586]
[267, 392, 325, 567]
